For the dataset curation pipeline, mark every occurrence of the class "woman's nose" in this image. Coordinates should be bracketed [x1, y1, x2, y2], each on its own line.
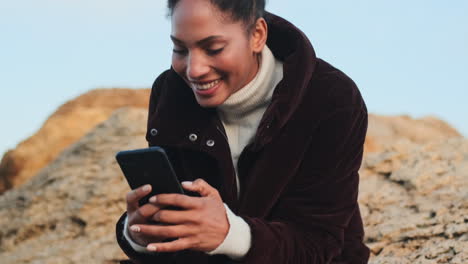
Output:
[186, 53, 210, 80]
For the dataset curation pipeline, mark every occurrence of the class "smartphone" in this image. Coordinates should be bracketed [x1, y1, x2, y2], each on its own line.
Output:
[115, 146, 184, 206]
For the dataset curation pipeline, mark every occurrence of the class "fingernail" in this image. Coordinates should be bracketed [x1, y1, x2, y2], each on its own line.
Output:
[149, 196, 157, 203]
[142, 184, 151, 192]
[147, 245, 157, 251]
[181, 181, 192, 186]
[130, 225, 140, 232]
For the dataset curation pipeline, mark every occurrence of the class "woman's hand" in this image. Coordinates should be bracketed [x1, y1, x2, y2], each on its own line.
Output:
[128, 179, 229, 253]
[125, 184, 166, 246]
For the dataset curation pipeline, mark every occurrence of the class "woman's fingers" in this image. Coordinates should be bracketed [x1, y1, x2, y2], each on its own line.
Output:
[130, 223, 195, 240]
[151, 193, 202, 209]
[137, 203, 162, 219]
[126, 184, 152, 213]
[152, 209, 198, 224]
[133, 179, 228, 253]
[146, 237, 196, 253]
[181, 179, 220, 198]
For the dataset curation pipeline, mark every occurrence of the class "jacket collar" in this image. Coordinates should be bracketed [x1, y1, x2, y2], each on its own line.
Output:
[253, 11, 317, 148]
[147, 12, 317, 151]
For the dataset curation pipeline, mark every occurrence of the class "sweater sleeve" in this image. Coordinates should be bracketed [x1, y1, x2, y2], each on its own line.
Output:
[115, 213, 176, 264]
[207, 204, 252, 259]
[122, 216, 157, 253]
[239, 107, 369, 264]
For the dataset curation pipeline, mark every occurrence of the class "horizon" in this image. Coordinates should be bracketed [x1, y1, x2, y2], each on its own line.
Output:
[1, 0, 467, 156]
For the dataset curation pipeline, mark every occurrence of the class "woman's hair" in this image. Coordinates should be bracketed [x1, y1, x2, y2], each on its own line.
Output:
[167, 0, 266, 28]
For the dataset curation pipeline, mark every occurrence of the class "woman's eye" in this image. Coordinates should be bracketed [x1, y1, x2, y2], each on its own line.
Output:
[173, 49, 187, 55]
[206, 48, 224, 56]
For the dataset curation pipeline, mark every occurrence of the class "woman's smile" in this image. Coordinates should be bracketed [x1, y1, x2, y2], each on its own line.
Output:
[190, 79, 222, 96]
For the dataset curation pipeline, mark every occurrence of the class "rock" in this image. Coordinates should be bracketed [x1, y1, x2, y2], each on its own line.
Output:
[364, 114, 462, 154]
[0, 88, 150, 194]
[360, 138, 468, 263]
[0, 108, 148, 264]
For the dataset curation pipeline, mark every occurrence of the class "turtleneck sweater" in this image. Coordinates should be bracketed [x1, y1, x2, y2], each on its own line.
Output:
[124, 45, 284, 260]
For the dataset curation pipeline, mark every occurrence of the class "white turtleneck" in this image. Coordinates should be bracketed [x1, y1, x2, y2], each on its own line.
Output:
[124, 45, 284, 260]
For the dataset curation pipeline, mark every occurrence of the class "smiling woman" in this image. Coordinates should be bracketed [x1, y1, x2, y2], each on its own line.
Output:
[169, 0, 265, 107]
[115, 0, 370, 263]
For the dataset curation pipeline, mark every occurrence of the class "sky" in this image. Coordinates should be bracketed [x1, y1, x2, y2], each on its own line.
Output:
[1, 0, 467, 157]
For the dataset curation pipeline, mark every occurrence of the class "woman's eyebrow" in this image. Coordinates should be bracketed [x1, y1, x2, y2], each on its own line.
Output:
[170, 35, 224, 46]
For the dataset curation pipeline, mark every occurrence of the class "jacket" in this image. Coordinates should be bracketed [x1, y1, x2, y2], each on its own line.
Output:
[116, 12, 370, 264]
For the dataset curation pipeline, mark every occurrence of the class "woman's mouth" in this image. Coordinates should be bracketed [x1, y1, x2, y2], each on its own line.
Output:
[192, 79, 220, 90]
[191, 79, 222, 96]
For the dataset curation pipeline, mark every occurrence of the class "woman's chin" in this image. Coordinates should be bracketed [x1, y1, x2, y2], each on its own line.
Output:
[196, 98, 222, 108]
[195, 94, 227, 108]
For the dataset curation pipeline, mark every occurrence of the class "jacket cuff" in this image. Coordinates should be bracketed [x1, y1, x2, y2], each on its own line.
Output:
[207, 203, 252, 259]
[123, 216, 157, 254]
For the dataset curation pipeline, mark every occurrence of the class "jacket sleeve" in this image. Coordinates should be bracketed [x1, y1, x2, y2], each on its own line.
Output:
[240, 106, 369, 264]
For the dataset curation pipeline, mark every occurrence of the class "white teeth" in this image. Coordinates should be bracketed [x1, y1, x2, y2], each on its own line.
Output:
[193, 79, 220, 90]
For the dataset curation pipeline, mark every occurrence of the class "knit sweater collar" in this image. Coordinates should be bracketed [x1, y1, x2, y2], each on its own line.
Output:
[217, 45, 281, 121]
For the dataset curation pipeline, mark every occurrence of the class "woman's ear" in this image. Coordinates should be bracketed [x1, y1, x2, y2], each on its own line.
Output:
[250, 17, 268, 53]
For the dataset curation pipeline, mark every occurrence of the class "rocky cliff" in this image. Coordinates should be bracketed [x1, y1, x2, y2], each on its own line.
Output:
[0, 88, 150, 194]
[360, 138, 467, 263]
[365, 114, 461, 153]
[0, 108, 148, 263]
[0, 89, 466, 263]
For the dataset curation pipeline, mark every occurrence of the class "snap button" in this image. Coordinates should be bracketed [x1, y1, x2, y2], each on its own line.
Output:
[206, 139, 215, 147]
[150, 128, 158, 136]
[189, 133, 198, 142]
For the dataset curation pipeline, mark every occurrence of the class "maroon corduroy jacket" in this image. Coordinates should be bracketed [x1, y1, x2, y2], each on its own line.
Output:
[116, 12, 370, 264]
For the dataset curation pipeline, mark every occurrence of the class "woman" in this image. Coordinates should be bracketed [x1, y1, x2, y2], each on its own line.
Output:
[116, 0, 370, 263]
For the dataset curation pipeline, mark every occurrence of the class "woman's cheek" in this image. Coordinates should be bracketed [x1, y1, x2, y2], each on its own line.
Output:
[171, 57, 186, 76]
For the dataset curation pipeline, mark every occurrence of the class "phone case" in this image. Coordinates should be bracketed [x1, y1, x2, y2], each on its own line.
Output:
[115, 146, 184, 205]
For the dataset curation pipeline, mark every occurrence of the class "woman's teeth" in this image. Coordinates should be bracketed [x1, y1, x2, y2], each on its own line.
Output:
[193, 79, 220, 90]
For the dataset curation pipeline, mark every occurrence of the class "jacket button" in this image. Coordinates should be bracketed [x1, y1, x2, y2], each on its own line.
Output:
[189, 133, 198, 142]
[206, 139, 215, 147]
[150, 128, 158, 136]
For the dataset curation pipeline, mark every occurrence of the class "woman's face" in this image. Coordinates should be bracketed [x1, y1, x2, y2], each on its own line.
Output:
[170, 0, 266, 107]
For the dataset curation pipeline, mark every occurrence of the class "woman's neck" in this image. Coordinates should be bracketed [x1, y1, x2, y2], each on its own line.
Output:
[217, 45, 282, 121]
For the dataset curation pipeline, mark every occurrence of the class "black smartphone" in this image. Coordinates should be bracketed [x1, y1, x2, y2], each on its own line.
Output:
[116, 146, 184, 206]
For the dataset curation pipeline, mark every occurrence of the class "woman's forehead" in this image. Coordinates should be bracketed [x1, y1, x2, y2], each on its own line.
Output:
[171, 0, 238, 28]
[171, 0, 244, 43]
[172, 0, 222, 20]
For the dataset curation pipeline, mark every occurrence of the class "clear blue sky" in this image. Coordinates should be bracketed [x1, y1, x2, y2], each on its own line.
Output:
[1, 0, 467, 156]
